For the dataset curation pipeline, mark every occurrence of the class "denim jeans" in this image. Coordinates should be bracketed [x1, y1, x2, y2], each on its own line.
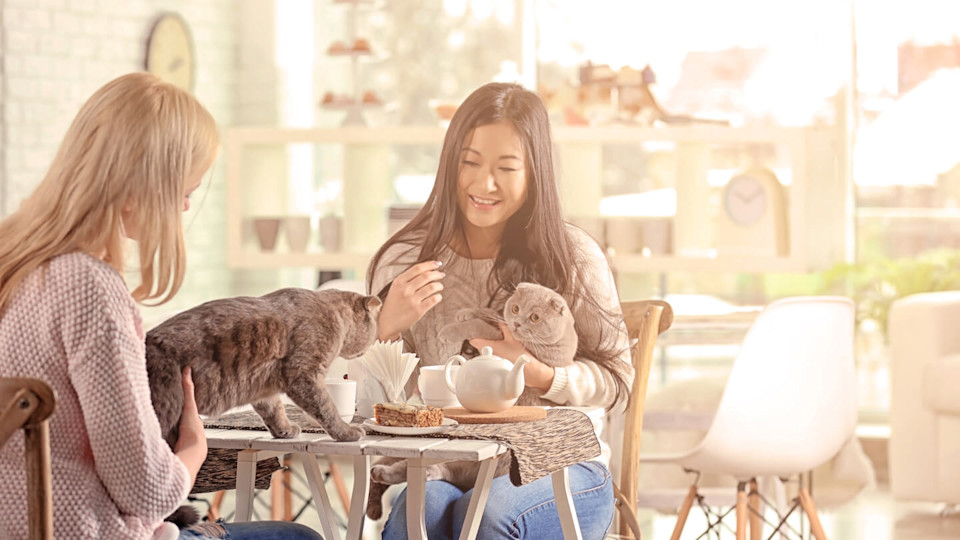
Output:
[381, 461, 614, 540]
[178, 519, 324, 540]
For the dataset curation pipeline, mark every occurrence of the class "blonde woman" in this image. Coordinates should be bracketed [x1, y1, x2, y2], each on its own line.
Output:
[0, 73, 322, 540]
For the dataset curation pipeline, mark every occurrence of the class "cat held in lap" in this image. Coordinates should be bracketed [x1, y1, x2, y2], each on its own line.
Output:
[146, 287, 381, 446]
[438, 281, 577, 406]
[366, 282, 576, 520]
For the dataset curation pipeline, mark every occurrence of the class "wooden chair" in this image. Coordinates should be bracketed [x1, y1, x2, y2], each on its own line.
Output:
[613, 300, 674, 540]
[0, 378, 57, 540]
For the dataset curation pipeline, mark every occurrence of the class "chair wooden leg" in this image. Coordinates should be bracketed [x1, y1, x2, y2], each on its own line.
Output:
[748, 479, 761, 540]
[24, 421, 52, 540]
[735, 482, 747, 540]
[207, 491, 225, 522]
[282, 457, 293, 521]
[270, 469, 285, 520]
[613, 482, 642, 539]
[327, 458, 351, 514]
[670, 485, 698, 540]
[798, 487, 828, 540]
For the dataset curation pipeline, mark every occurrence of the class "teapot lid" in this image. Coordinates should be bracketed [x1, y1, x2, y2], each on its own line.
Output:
[480, 346, 493, 357]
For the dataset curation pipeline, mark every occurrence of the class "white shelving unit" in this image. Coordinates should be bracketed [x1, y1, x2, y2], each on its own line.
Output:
[225, 124, 849, 277]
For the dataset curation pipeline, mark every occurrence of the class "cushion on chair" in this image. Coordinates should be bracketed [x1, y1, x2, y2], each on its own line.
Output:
[922, 354, 960, 415]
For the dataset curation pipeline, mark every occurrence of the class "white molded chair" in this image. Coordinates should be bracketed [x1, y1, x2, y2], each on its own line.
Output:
[641, 296, 856, 540]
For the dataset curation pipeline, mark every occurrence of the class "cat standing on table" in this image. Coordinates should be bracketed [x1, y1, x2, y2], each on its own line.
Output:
[0, 73, 321, 540]
[367, 82, 632, 540]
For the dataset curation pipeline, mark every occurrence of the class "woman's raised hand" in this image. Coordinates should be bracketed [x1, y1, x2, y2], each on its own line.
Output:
[377, 260, 445, 340]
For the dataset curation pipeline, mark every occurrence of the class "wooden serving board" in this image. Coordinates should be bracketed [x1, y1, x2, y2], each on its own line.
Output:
[442, 406, 547, 424]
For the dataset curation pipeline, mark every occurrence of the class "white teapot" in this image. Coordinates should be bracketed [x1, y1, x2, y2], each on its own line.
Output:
[444, 346, 529, 413]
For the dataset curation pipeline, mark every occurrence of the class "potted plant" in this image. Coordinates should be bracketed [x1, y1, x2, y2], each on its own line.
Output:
[821, 248, 960, 337]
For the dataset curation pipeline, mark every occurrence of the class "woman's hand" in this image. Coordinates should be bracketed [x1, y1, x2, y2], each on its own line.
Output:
[377, 261, 445, 340]
[174, 367, 208, 485]
[470, 323, 556, 392]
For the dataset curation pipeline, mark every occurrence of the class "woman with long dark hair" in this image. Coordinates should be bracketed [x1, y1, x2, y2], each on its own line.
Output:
[367, 82, 631, 540]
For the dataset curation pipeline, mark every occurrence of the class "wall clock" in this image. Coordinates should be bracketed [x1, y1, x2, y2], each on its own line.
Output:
[145, 13, 195, 92]
[715, 167, 789, 257]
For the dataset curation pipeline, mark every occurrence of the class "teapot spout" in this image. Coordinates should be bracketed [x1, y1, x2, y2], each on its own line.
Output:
[506, 355, 530, 400]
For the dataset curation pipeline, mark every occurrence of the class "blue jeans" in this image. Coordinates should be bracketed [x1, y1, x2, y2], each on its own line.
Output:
[178, 519, 323, 539]
[382, 461, 614, 540]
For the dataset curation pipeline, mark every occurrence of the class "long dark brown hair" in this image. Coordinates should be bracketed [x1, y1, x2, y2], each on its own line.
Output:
[367, 82, 630, 407]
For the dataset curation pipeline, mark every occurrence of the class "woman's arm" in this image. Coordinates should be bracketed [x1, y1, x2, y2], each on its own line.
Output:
[65, 274, 191, 521]
[539, 229, 633, 409]
[174, 367, 207, 486]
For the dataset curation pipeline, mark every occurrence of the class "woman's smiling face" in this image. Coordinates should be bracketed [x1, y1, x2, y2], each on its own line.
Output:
[456, 122, 528, 243]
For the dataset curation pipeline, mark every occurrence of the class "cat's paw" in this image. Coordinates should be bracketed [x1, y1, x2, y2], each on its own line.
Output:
[366, 501, 383, 520]
[330, 423, 364, 442]
[268, 424, 301, 439]
[370, 464, 389, 483]
[437, 324, 461, 344]
[454, 310, 475, 322]
[371, 464, 405, 484]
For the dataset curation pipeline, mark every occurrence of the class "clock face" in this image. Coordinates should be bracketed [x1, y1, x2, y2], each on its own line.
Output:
[723, 174, 768, 226]
[145, 14, 194, 92]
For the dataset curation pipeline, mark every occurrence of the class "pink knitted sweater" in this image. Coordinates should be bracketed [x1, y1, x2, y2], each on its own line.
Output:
[0, 253, 189, 540]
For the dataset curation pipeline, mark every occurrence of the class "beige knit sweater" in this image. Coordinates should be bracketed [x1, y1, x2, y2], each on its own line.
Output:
[371, 226, 632, 466]
[0, 253, 188, 540]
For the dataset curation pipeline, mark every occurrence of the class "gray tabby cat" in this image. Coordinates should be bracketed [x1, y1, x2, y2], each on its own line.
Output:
[366, 282, 577, 520]
[145, 288, 380, 528]
[146, 287, 381, 445]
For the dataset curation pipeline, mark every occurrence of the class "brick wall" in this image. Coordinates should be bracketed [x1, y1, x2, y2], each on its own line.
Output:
[1, 0, 239, 325]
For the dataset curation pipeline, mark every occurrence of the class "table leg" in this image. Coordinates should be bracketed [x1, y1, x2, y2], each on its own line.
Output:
[552, 467, 583, 540]
[406, 459, 429, 540]
[298, 453, 343, 540]
[235, 450, 259, 521]
[458, 457, 498, 540]
[345, 455, 370, 540]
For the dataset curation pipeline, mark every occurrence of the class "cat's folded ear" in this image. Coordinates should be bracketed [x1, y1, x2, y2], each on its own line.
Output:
[549, 298, 566, 315]
[365, 295, 383, 311]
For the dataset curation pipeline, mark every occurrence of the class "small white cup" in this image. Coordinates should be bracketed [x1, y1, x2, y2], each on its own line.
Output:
[325, 378, 357, 422]
[418, 365, 461, 408]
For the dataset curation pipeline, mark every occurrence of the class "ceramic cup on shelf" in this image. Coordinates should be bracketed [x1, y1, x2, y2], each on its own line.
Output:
[285, 216, 311, 252]
[417, 365, 461, 409]
[639, 218, 673, 255]
[253, 217, 282, 252]
[605, 218, 642, 255]
[324, 378, 357, 422]
[319, 215, 342, 252]
[568, 216, 607, 249]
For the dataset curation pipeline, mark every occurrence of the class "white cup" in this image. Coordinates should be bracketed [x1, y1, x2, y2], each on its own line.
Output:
[418, 365, 461, 408]
[325, 378, 357, 422]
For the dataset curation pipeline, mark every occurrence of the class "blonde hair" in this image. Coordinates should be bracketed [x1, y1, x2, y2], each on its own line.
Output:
[0, 72, 219, 313]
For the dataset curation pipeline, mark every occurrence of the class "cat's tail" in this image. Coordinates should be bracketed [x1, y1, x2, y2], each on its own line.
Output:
[166, 505, 201, 529]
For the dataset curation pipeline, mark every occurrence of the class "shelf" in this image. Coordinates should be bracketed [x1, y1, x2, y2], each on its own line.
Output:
[225, 124, 849, 275]
[226, 250, 372, 271]
[224, 249, 806, 274]
[226, 124, 818, 146]
[610, 253, 807, 274]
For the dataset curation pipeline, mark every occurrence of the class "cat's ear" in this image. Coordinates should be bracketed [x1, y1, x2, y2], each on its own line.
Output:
[365, 295, 383, 311]
[549, 298, 566, 315]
